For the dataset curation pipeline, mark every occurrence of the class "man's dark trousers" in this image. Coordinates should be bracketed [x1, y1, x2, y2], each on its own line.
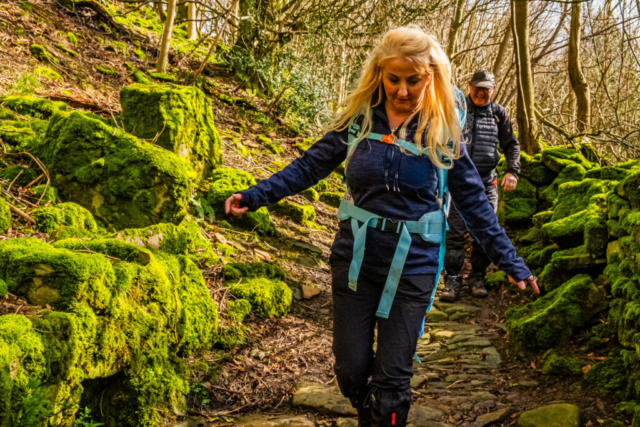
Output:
[445, 184, 499, 275]
[331, 258, 436, 426]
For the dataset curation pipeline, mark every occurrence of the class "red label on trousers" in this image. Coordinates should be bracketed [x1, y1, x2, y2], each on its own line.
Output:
[391, 413, 396, 425]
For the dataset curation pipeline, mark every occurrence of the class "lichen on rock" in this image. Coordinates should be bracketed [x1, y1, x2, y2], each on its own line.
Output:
[120, 83, 223, 177]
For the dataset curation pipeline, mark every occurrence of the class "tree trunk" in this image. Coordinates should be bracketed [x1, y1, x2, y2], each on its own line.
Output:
[154, 1, 166, 22]
[492, 24, 511, 78]
[446, 0, 465, 60]
[512, 0, 540, 154]
[187, 0, 197, 40]
[156, 0, 177, 73]
[568, 2, 591, 132]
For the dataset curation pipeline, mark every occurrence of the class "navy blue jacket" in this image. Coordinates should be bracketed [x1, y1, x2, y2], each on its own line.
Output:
[238, 104, 531, 281]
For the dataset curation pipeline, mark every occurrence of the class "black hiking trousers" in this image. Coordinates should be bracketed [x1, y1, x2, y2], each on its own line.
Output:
[444, 184, 499, 275]
[331, 258, 436, 427]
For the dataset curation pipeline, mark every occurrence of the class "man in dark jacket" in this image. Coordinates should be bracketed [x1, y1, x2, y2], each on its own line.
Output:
[440, 69, 521, 302]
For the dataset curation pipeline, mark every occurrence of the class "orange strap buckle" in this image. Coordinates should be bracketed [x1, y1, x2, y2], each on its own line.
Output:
[381, 134, 397, 145]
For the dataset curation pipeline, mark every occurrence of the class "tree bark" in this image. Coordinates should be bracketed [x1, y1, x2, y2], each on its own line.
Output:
[512, 0, 541, 154]
[156, 0, 177, 73]
[492, 23, 511, 78]
[568, 2, 591, 132]
[446, 0, 466, 60]
[187, 0, 197, 40]
[154, 1, 166, 22]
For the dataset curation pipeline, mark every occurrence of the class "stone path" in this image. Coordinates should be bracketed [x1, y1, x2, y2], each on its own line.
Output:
[201, 298, 582, 426]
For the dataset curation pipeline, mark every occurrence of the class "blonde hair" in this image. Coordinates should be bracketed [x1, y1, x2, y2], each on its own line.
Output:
[327, 25, 461, 168]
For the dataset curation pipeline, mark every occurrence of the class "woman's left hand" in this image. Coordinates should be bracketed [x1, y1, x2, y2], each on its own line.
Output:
[509, 275, 540, 294]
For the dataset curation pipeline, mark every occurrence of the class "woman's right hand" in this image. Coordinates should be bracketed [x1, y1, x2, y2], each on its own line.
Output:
[225, 193, 248, 216]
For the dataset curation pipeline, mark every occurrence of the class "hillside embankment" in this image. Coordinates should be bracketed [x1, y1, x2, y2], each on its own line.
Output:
[0, 0, 639, 426]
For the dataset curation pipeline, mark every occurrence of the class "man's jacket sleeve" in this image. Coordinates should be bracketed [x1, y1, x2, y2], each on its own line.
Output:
[448, 144, 531, 281]
[496, 106, 521, 176]
[238, 130, 349, 212]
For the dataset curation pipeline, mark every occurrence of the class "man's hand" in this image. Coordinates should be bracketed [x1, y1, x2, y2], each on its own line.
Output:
[508, 275, 540, 294]
[225, 193, 248, 216]
[501, 173, 518, 192]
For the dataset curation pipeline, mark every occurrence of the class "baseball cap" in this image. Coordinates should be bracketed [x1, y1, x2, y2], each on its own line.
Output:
[470, 69, 495, 89]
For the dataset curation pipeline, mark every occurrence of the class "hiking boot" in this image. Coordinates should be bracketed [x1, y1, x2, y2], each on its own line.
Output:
[440, 275, 462, 302]
[468, 274, 489, 298]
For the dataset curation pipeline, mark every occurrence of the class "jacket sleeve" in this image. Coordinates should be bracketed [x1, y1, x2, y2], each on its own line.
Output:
[496, 106, 521, 177]
[447, 144, 531, 281]
[238, 130, 349, 212]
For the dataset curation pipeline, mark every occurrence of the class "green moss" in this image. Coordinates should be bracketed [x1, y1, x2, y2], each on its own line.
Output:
[34, 66, 63, 81]
[95, 65, 117, 75]
[0, 118, 49, 152]
[54, 43, 77, 57]
[484, 270, 508, 290]
[67, 32, 77, 44]
[149, 72, 177, 83]
[608, 192, 631, 220]
[38, 110, 196, 229]
[256, 134, 283, 155]
[124, 64, 151, 84]
[0, 279, 6, 296]
[519, 152, 557, 185]
[519, 242, 559, 270]
[111, 40, 128, 54]
[0, 164, 38, 187]
[541, 350, 582, 376]
[532, 211, 553, 229]
[227, 299, 251, 323]
[294, 137, 317, 153]
[120, 83, 223, 177]
[319, 192, 342, 208]
[32, 202, 98, 236]
[517, 227, 548, 246]
[32, 185, 58, 205]
[228, 277, 292, 318]
[540, 164, 587, 203]
[551, 179, 616, 221]
[617, 170, 640, 210]
[585, 166, 630, 181]
[498, 177, 537, 226]
[0, 108, 18, 121]
[0, 95, 68, 119]
[300, 188, 319, 202]
[133, 48, 147, 60]
[273, 200, 317, 227]
[29, 44, 59, 64]
[585, 350, 630, 400]
[207, 168, 277, 236]
[0, 198, 10, 234]
[541, 147, 596, 173]
[506, 274, 608, 353]
[222, 262, 286, 282]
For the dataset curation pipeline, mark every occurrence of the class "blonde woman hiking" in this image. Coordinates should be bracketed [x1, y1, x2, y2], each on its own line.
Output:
[225, 25, 538, 427]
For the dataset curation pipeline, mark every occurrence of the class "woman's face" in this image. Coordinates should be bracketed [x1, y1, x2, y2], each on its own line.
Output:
[382, 57, 430, 114]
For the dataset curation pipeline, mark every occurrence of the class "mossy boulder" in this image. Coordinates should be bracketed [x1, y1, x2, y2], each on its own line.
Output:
[38, 111, 195, 229]
[228, 277, 292, 317]
[518, 242, 558, 270]
[585, 166, 630, 182]
[484, 270, 509, 290]
[584, 350, 631, 401]
[517, 403, 581, 427]
[33, 184, 58, 205]
[29, 44, 59, 64]
[541, 147, 595, 173]
[32, 202, 99, 238]
[540, 164, 587, 203]
[149, 72, 177, 83]
[207, 168, 277, 236]
[551, 179, 616, 222]
[319, 192, 342, 208]
[498, 176, 537, 226]
[227, 299, 251, 323]
[0, 95, 68, 119]
[0, 237, 219, 426]
[0, 198, 10, 233]
[272, 201, 316, 228]
[541, 350, 582, 376]
[519, 152, 557, 186]
[506, 274, 607, 353]
[0, 118, 49, 151]
[301, 188, 319, 202]
[120, 83, 223, 177]
[0, 164, 38, 187]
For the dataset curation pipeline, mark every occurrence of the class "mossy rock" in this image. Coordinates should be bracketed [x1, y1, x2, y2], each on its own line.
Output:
[32, 202, 98, 237]
[67, 32, 77, 44]
[484, 270, 508, 290]
[0, 197, 10, 233]
[519, 242, 559, 270]
[54, 43, 77, 57]
[110, 40, 128, 54]
[517, 403, 581, 427]
[506, 274, 607, 353]
[35, 66, 63, 81]
[133, 48, 147, 60]
[540, 164, 587, 203]
[38, 110, 196, 229]
[0, 164, 38, 187]
[33, 184, 58, 205]
[585, 350, 630, 400]
[551, 179, 616, 222]
[301, 188, 319, 202]
[30, 44, 59, 64]
[0, 95, 68, 119]
[616, 170, 640, 211]
[256, 134, 284, 155]
[519, 152, 557, 186]
[95, 65, 116, 75]
[0, 236, 219, 426]
[585, 166, 630, 182]
[149, 72, 177, 83]
[532, 211, 553, 229]
[227, 299, 251, 323]
[516, 227, 548, 246]
[272, 200, 316, 227]
[293, 137, 317, 153]
[608, 192, 631, 220]
[498, 176, 537, 226]
[541, 147, 595, 173]
[0, 118, 49, 151]
[120, 83, 223, 177]
[222, 262, 286, 282]
[541, 350, 582, 376]
[228, 277, 292, 317]
[319, 192, 342, 208]
[124, 63, 151, 84]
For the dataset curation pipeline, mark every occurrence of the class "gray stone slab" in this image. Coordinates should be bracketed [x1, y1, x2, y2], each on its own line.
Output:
[292, 382, 357, 416]
[408, 404, 444, 425]
[223, 414, 315, 427]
